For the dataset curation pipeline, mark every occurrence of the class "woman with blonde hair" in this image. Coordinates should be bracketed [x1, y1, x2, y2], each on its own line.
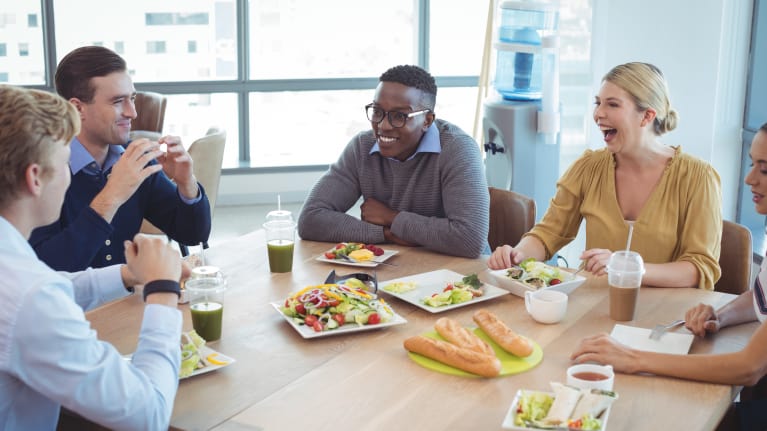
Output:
[488, 62, 722, 289]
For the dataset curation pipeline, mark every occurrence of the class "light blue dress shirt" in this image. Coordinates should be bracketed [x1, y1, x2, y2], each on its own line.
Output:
[0, 216, 182, 430]
[369, 122, 442, 161]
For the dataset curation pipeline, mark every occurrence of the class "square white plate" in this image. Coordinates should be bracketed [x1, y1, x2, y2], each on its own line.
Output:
[488, 268, 586, 298]
[124, 345, 235, 379]
[270, 302, 407, 339]
[315, 248, 398, 267]
[380, 269, 509, 313]
[501, 389, 612, 430]
[610, 324, 694, 355]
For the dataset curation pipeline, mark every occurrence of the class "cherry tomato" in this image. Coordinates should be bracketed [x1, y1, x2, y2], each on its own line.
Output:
[324, 251, 336, 259]
[311, 321, 324, 332]
[295, 303, 306, 315]
[550, 279, 562, 285]
[328, 299, 340, 307]
[332, 314, 345, 325]
[304, 315, 318, 327]
[367, 313, 381, 325]
[335, 243, 346, 250]
[373, 247, 384, 256]
[443, 283, 454, 292]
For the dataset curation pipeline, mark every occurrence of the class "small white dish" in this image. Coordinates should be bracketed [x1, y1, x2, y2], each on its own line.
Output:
[524, 289, 568, 324]
[501, 389, 612, 430]
[124, 345, 235, 379]
[488, 268, 586, 298]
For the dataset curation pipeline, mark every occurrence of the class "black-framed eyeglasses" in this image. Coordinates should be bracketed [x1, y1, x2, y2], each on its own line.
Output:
[365, 103, 430, 128]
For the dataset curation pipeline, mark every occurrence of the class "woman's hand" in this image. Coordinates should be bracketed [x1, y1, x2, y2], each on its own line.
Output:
[580, 248, 613, 276]
[570, 333, 641, 374]
[684, 303, 720, 337]
[488, 245, 525, 270]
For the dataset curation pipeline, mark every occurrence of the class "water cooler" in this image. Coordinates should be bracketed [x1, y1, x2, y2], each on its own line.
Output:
[483, 0, 560, 222]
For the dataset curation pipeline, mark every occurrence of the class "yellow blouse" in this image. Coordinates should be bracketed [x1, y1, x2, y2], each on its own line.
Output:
[526, 146, 722, 290]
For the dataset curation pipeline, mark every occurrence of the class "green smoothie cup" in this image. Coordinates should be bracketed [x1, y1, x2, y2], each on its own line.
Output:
[186, 276, 227, 342]
[264, 219, 296, 273]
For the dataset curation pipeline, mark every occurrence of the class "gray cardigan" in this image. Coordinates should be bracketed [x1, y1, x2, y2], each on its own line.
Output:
[298, 119, 489, 258]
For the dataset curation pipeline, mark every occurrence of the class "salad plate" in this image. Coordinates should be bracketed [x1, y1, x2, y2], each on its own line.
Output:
[501, 389, 612, 430]
[270, 302, 407, 339]
[316, 249, 398, 267]
[380, 269, 509, 313]
[407, 327, 543, 377]
[123, 345, 235, 380]
[488, 262, 586, 298]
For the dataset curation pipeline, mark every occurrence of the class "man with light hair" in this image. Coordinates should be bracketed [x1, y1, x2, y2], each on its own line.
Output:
[0, 84, 184, 430]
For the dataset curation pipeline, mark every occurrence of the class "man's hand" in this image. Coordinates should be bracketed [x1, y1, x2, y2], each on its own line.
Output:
[361, 197, 398, 227]
[124, 234, 182, 285]
[157, 135, 199, 200]
[91, 139, 163, 222]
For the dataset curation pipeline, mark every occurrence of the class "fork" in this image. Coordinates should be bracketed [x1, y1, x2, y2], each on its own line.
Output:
[337, 253, 397, 267]
[649, 319, 685, 340]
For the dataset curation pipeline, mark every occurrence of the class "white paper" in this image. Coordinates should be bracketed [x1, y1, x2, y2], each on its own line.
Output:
[610, 324, 694, 355]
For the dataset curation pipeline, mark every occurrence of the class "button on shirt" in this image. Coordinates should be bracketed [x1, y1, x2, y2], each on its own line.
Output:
[0, 216, 182, 430]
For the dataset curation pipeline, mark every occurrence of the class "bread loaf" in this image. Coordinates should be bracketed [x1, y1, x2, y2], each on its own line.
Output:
[434, 317, 495, 356]
[472, 309, 533, 357]
[403, 335, 501, 377]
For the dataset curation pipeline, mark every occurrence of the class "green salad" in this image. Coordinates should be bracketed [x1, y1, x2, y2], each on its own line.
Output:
[507, 258, 569, 289]
[421, 274, 483, 307]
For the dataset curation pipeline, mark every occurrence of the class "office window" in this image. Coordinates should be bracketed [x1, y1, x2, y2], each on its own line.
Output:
[19, 43, 29, 57]
[1, 0, 44, 84]
[54, 1, 237, 82]
[146, 12, 209, 26]
[0, 44, 6, 56]
[0, 13, 15, 28]
[248, 0, 416, 79]
[0, 72, 8, 82]
[27, 13, 38, 27]
[114, 41, 125, 54]
[188, 40, 197, 53]
[146, 41, 166, 54]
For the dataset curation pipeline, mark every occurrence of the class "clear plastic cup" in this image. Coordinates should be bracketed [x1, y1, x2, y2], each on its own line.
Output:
[606, 251, 645, 321]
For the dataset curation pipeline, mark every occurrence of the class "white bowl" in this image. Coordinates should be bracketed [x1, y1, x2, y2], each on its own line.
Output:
[487, 268, 586, 298]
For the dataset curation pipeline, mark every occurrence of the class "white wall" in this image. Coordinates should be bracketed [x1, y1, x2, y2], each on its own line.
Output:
[590, 0, 754, 220]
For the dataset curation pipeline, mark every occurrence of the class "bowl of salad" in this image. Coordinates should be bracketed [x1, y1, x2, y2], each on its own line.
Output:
[488, 258, 586, 298]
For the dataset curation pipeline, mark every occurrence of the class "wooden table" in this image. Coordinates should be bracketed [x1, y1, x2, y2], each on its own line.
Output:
[85, 230, 758, 431]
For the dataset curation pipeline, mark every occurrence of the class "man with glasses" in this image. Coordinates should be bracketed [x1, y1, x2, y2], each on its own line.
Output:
[298, 65, 489, 258]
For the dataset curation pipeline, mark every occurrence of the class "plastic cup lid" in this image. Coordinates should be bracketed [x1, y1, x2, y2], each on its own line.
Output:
[265, 210, 293, 222]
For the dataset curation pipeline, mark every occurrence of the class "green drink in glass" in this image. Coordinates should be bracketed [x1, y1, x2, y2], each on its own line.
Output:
[267, 240, 294, 272]
[190, 301, 224, 341]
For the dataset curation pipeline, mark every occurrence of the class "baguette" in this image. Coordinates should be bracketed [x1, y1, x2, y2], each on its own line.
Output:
[403, 335, 501, 377]
[472, 309, 534, 358]
[434, 317, 495, 356]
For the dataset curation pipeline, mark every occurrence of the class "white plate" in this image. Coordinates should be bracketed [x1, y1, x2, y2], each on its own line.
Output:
[270, 302, 407, 339]
[610, 324, 694, 355]
[315, 249, 399, 267]
[502, 389, 612, 430]
[124, 345, 235, 379]
[380, 269, 509, 313]
[488, 268, 586, 298]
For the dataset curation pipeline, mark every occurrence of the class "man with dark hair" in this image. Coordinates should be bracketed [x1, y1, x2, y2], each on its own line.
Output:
[0, 84, 183, 430]
[29, 46, 211, 271]
[298, 65, 489, 257]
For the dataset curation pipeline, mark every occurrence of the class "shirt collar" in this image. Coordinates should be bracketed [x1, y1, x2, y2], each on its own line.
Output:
[69, 137, 125, 175]
[370, 122, 441, 161]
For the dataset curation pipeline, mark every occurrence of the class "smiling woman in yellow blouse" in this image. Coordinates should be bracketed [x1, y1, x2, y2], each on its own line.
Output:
[488, 62, 722, 290]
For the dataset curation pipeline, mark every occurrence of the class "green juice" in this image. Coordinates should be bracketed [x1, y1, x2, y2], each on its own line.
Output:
[267, 239, 294, 273]
[190, 301, 224, 341]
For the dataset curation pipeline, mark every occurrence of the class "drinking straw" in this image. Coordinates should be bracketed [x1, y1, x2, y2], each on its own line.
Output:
[278, 194, 281, 211]
[625, 221, 635, 252]
[199, 241, 206, 266]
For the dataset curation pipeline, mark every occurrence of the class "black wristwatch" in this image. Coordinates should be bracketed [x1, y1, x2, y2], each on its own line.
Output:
[142, 280, 181, 302]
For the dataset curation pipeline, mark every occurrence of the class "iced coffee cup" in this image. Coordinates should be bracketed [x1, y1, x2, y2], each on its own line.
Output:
[606, 251, 644, 321]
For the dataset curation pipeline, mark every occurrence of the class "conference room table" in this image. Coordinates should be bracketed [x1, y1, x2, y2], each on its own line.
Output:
[85, 230, 758, 431]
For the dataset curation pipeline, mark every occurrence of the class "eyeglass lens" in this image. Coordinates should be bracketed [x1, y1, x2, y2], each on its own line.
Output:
[365, 106, 410, 128]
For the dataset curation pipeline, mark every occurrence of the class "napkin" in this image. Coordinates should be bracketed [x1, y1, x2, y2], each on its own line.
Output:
[610, 324, 694, 355]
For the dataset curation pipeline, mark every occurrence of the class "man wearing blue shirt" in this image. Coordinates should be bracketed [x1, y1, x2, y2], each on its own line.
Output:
[29, 46, 211, 271]
[0, 85, 184, 429]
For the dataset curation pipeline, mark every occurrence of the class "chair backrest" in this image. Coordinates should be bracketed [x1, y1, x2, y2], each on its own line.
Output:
[487, 187, 536, 250]
[188, 127, 227, 215]
[132, 91, 167, 134]
[715, 220, 752, 294]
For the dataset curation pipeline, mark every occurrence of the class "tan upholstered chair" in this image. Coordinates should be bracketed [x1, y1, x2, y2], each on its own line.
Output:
[140, 127, 227, 254]
[131, 91, 167, 135]
[715, 220, 753, 294]
[487, 187, 536, 251]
